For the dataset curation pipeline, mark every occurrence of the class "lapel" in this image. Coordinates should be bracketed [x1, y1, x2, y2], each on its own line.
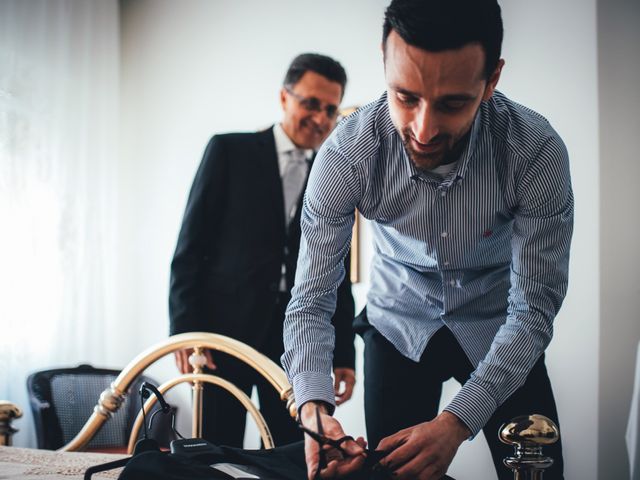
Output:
[255, 127, 286, 235]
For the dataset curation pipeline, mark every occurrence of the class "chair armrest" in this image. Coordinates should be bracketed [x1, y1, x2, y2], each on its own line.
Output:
[29, 398, 51, 411]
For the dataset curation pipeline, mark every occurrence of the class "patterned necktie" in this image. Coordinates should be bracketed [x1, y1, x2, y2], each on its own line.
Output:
[282, 149, 308, 225]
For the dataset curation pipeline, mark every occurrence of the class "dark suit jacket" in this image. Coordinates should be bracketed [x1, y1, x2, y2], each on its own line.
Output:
[169, 127, 355, 368]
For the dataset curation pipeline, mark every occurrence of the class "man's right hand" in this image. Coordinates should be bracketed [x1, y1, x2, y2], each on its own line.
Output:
[174, 348, 216, 374]
[300, 401, 366, 479]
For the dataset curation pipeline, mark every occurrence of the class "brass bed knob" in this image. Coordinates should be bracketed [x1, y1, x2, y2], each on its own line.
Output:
[0, 401, 23, 447]
[499, 414, 559, 479]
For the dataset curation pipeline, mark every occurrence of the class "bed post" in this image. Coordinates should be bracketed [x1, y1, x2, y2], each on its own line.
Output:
[0, 401, 23, 447]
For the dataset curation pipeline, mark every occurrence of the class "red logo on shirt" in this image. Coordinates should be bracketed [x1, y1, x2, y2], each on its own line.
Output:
[482, 229, 493, 238]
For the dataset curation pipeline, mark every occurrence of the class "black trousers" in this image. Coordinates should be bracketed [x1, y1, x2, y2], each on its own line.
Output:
[355, 310, 564, 480]
[200, 293, 302, 447]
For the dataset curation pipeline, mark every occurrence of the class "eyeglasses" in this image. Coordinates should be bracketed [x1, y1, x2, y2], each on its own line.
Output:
[298, 407, 393, 479]
[285, 86, 340, 119]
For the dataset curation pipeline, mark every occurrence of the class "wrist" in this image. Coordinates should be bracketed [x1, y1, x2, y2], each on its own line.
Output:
[300, 400, 331, 424]
[439, 411, 472, 443]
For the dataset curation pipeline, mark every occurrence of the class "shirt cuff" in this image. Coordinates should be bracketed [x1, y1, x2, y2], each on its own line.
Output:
[292, 371, 336, 415]
[444, 379, 498, 437]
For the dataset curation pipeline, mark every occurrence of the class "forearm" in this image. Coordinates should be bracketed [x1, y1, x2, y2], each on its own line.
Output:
[446, 133, 574, 435]
[282, 208, 354, 409]
[282, 143, 359, 411]
[446, 256, 570, 433]
[283, 291, 341, 410]
[447, 207, 572, 434]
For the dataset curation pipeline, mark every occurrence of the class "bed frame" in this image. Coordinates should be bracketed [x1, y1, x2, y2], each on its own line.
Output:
[58, 332, 296, 453]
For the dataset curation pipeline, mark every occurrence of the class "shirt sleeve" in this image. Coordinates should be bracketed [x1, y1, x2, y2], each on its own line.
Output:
[281, 144, 360, 411]
[445, 132, 574, 435]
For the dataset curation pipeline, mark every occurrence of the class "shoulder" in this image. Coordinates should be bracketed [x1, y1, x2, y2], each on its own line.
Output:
[199, 129, 274, 165]
[323, 93, 396, 167]
[482, 91, 566, 162]
[482, 93, 571, 204]
[307, 95, 398, 206]
[206, 129, 271, 150]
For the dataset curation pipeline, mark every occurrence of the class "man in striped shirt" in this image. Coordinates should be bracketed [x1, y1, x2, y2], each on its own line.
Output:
[283, 0, 573, 479]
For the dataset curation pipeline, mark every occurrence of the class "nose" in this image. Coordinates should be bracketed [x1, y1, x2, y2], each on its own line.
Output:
[308, 109, 333, 130]
[310, 109, 325, 122]
[412, 103, 439, 144]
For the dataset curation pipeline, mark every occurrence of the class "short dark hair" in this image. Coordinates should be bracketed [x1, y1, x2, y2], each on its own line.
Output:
[382, 0, 503, 79]
[283, 53, 347, 98]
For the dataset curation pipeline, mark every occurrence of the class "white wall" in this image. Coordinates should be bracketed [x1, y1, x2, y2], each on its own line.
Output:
[119, 1, 601, 478]
[498, 2, 601, 479]
[597, 0, 640, 478]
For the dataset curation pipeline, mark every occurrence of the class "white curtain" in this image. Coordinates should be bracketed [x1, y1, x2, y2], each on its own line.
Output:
[0, 0, 120, 447]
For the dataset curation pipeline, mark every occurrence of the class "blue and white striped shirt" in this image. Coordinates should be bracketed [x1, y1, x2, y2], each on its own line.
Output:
[282, 91, 573, 436]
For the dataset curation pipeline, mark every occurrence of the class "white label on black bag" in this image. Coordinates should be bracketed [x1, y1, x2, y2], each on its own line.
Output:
[210, 462, 261, 479]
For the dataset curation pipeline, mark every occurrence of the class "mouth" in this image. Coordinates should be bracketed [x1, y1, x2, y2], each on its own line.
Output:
[410, 136, 445, 154]
[301, 119, 325, 137]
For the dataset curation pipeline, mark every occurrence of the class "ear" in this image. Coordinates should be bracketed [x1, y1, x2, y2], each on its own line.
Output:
[280, 87, 288, 110]
[482, 59, 505, 101]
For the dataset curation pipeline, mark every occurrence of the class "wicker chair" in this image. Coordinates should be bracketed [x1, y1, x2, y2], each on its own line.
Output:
[27, 364, 174, 453]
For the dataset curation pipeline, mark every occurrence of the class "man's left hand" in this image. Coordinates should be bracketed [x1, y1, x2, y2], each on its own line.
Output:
[333, 368, 356, 405]
[376, 411, 470, 479]
[299, 401, 366, 479]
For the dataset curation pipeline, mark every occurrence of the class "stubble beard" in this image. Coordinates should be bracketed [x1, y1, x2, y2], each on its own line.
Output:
[300, 117, 330, 150]
[400, 128, 471, 173]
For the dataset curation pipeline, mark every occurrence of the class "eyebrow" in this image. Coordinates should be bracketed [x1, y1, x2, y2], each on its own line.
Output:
[391, 86, 478, 103]
[287, 87, 339, 108]
[390, 85, 419, 97]
[439, 93, 478, 102]
[303, 95, 339, 109]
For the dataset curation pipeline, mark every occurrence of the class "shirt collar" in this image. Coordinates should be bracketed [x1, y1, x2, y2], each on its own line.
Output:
[454, 105, 482, 180]
[273, 123, 314, 159]
[404, 104, 483, 185]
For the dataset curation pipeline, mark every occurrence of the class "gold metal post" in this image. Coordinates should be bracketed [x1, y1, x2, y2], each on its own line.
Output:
[0, 401, 23, 446]
[499, 414, 560, 479]
[190, 346, 206, 438]
[191, 381, 203, 439]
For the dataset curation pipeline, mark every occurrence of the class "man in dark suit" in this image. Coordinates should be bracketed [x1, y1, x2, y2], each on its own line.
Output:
[169, 53, 356, 447]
